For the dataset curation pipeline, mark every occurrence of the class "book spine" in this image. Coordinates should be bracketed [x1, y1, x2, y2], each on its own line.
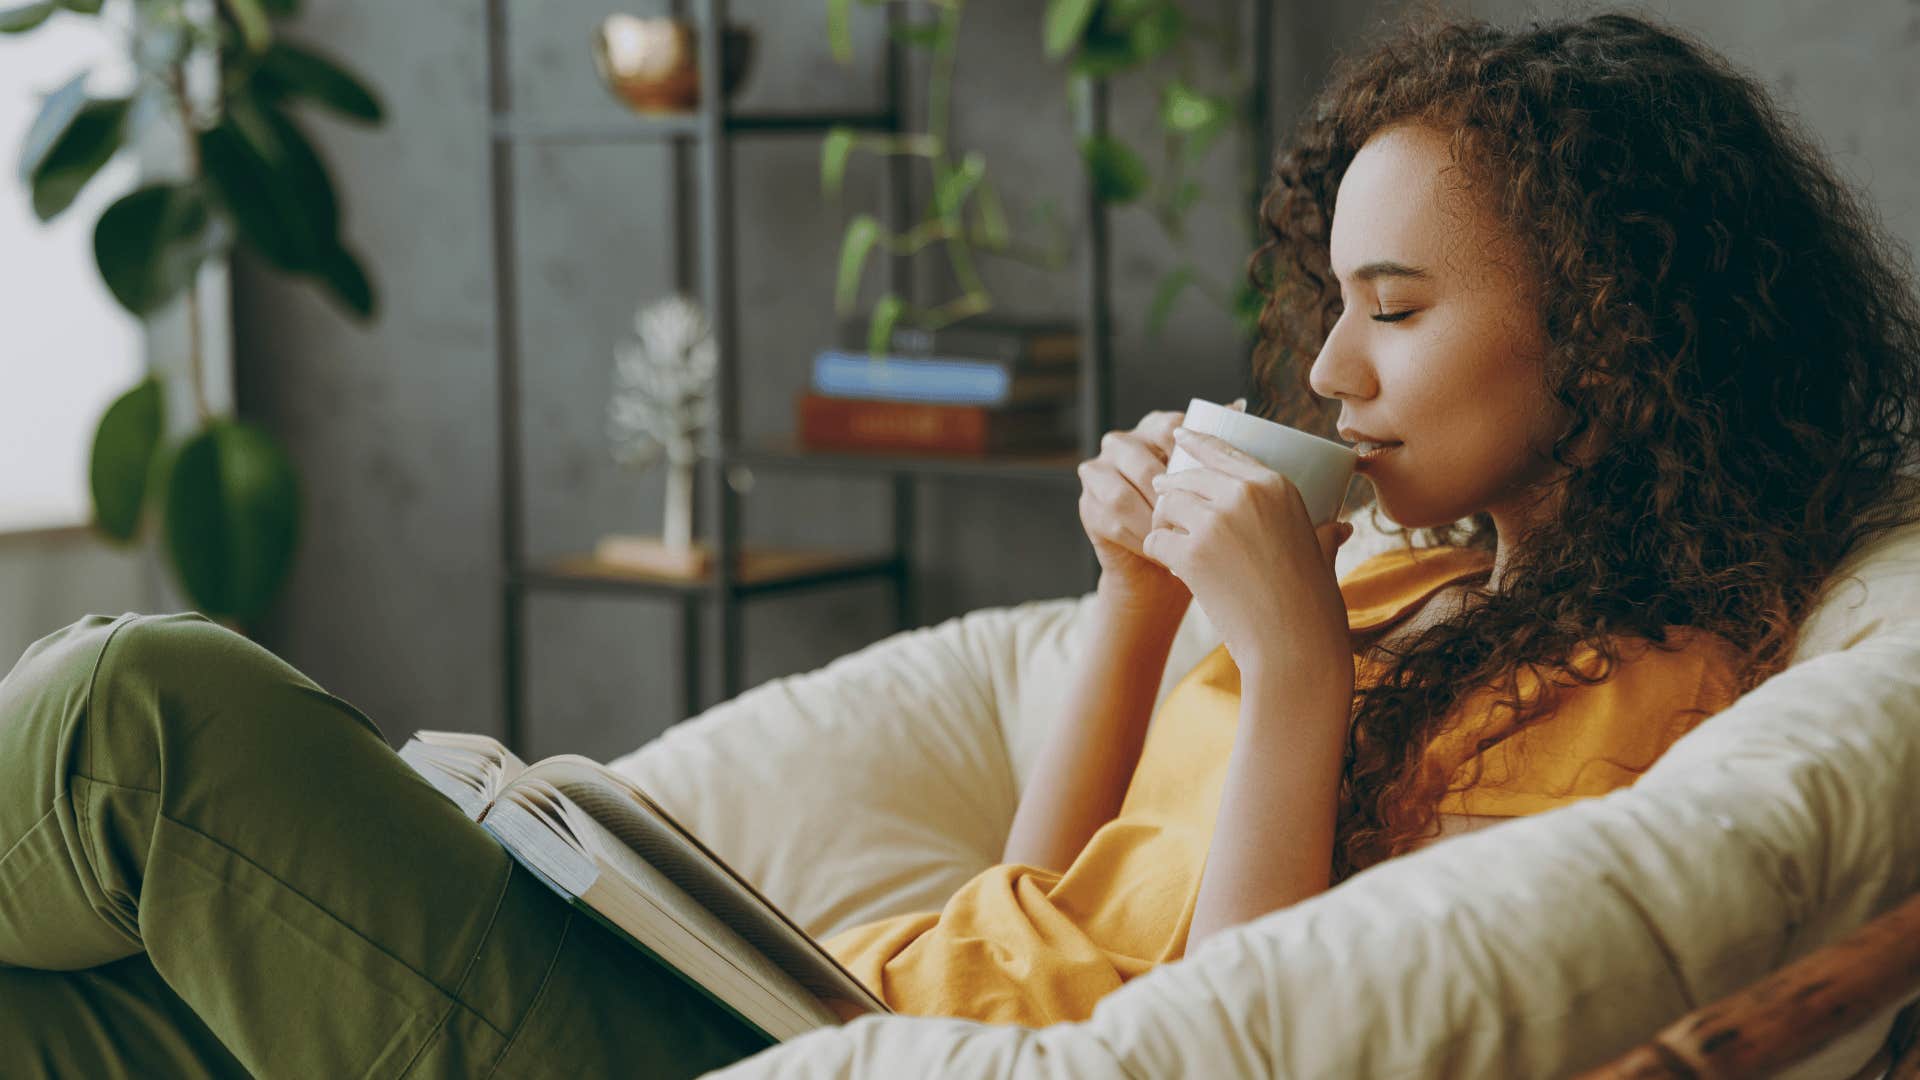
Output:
[888, 327, 1079, 367]
[798, 395, 1061, 454]
[810, 350, 1014, 406]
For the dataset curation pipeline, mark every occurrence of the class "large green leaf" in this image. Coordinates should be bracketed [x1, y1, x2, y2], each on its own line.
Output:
[18, 72, 86, 183]
[163, 421, 301, 623]
[57, 0, 101, 13]
[835, 214, 881, 315]
[93, 183, 210, 315]
[254, 104, 338, 240]
[199, 113, 326, 272]
[1043, 0, 1097, 59]
[1080, 135, 1147, 204]
[0, 2, 57, 32]
[255, 41, 383, 122]
[89, 377, 164, 542]
[257, 0, 299, 14]
[29, 96, 128, 221]
[218, 0, 269, 52]
[316, 244, 375, 319]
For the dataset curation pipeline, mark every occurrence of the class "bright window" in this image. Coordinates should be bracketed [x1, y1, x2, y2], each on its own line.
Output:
[0, 6, 142, 533]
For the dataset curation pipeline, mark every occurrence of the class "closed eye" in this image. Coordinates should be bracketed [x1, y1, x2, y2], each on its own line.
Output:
[1371, 309, 1416, 323]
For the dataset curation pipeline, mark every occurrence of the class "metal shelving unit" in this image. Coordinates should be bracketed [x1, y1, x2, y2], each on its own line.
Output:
[483, 0, 1136, 755]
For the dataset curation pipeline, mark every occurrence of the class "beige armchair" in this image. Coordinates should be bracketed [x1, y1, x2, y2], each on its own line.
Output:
[608, 498, 1920, 1078]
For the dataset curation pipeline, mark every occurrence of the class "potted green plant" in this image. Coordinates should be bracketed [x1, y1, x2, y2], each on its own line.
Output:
[821, 0, 1262, 351]
[5, 0, 384, 632]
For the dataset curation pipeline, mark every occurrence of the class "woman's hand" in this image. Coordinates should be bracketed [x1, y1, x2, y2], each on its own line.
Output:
[1145, 426, 1355, 687]
[1077, 409, 1190, 611]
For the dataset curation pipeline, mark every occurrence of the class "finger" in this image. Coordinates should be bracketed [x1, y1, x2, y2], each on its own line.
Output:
[1100, 431, 1171, 498]
[1171, 427, 1274, 484]
[1230, 397, 1247, 412]
[1150, 466, 1238, 503]
[1142, 525, 1191, 575]
[1316, 520, 1354, 567]
[1136, 409, 1184, 435]
[1136, 410, 1185, 449]
[1081, 459, 1154, 521]
[1151, 488, 1206, 536]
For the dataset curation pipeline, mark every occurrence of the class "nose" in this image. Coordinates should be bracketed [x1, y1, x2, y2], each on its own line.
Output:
[1307, 311, 1377, 403]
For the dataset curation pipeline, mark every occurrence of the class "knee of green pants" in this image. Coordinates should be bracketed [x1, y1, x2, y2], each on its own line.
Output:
[79, 612, 383, 791]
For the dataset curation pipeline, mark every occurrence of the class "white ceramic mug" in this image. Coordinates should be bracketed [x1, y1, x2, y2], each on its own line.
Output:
[1166, 398, 1358, 526]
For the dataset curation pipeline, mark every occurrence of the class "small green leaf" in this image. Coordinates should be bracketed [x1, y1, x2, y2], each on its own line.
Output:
[219, 0, 269, 53]
[1066, 19, 1140, 77]
[1080, 135, 1148, 204]
[163, 420, 301, 623]
[57, 0, 100, 12]
[835, 214, 881, 315]
[887, 20, 944, 48]
[18, 72, 86, 183]
[1161, 81, 1227, 135]
[1043, 0, 1098, 59]
[1145, 266, 1194, 338]
[866, 294, 905, 357]
[1127, 2, 1183, 60]
[826, 0, 851, 64]
[29, 97, 128, 221]
[972, 174, 1010, 249]
[94, 183, 210, 315]
[89, 377, 165, 542]
[256, 41, 383, 123]
[932, 152, 984, 227]
[820, 126, 855, 200]
[0, 1, 56, 32]
[317, 245, 375, 319]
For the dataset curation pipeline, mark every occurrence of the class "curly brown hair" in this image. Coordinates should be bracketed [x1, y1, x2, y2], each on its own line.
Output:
[1244, 11, 1920, 879]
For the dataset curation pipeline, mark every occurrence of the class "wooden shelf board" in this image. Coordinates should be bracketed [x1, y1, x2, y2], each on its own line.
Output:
[725, 440, 1084, 483]
[519, 547, 899, 595]
[491, 110, 895, 144]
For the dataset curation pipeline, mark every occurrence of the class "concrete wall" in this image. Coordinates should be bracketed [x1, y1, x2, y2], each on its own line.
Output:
[229, 0, 1914, 763]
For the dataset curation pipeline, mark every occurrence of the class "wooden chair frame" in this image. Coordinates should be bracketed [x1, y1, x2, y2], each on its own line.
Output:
[1578, 891, 1920, 1078]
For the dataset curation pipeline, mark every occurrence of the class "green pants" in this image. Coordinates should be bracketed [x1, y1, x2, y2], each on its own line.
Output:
[0, 613, 771, 1078]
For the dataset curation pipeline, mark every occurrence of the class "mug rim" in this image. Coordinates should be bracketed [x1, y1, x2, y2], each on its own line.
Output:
[1183, 397, 1358, 460]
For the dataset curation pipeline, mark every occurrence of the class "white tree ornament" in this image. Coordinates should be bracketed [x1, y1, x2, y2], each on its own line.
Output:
[607, 294, 718, 551]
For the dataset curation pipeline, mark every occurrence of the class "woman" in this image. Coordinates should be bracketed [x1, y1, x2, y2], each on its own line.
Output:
[4, 10, 1917, 1077]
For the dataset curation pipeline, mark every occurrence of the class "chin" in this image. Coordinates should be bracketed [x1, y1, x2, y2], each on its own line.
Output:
[1362, 479, 1477, 533]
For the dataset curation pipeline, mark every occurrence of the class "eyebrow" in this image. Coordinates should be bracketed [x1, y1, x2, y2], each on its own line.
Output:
[1349, 260, 1432, 282]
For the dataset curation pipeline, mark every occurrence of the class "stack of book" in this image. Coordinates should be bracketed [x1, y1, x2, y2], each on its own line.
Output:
[796, 317, 1081, 456]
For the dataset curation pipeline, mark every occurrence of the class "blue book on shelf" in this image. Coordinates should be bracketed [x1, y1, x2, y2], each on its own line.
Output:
[811, 349, 1017, 405]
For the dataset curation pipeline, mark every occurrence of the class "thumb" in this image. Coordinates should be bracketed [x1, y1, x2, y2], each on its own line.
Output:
[1318, 520, 1354, 566]
[1230, 397, 1247, 412]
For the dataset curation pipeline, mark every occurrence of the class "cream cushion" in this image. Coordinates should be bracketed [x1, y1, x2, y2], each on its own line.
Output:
[607, 496, 1920, 1078]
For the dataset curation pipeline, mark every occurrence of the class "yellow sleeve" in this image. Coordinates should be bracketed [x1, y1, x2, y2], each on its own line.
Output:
[1433, 632, 1743, 818]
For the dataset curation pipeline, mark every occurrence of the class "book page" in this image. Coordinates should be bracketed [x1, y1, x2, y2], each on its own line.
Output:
[492, 784, 828, 1040]
[510, 757, 887, 1015]
[398, 730, 529, 820]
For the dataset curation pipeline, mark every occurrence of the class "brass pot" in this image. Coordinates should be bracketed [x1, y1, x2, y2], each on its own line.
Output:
[591, 15, 755, 114]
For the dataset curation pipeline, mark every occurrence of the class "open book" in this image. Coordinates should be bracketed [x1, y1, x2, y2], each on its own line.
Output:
[398, 730, 889, 1044]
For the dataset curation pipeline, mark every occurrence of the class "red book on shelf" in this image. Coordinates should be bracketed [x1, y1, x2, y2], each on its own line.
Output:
[796, 393, 1073, 455]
